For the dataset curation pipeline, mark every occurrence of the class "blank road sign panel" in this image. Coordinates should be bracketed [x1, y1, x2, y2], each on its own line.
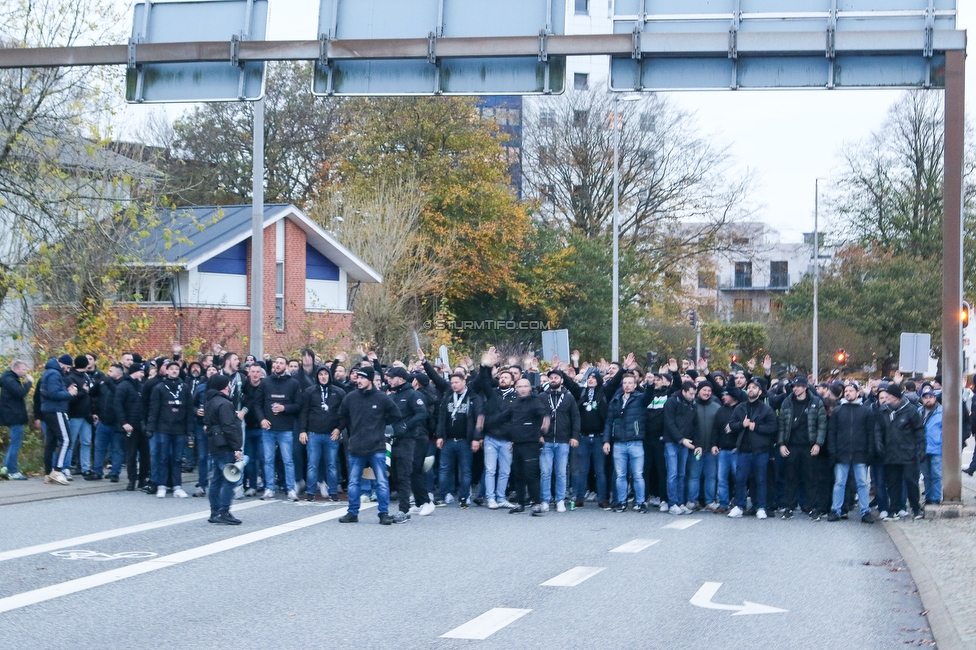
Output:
[127, 0, 268, 103]
[314, 0, 565, 95]
[611, 0, 958, 91]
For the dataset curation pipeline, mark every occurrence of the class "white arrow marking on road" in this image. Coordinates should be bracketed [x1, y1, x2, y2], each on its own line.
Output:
[441, 608, 532, 639]
[662, 518, 702, 530]
[690, 582, 788, 616]
[541, 566, 606, 587]
[610, 539, 660, 553]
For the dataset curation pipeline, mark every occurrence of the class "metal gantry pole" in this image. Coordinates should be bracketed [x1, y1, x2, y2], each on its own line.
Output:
[250, 97, 265, 360]
[941, 49, 965, 505]
[612, 95, 620, 363]
[813, 178, 822, 381]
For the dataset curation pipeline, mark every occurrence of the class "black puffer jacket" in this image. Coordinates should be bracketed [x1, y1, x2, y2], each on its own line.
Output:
[204, 389, 243, 454]
[337, 387, 402, 456]
[730, 398, 777, 453]
[299, 379, 345, 435]
[147, 377, 194, 436]
[877, 398, 925, 464]
[663, 392, 698, 444]
[0, 370, 31, 426]
[65, 369, 94, 422]
[114, 375, 143, 430]
[827, 400, 879, 465]
[603, 388, 655, 443]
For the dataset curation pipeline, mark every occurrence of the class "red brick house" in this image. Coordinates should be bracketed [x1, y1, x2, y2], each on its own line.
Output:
[54, 203, 381, 357]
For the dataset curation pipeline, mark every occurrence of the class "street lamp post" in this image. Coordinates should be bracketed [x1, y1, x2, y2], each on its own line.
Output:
[813, 178, 825, 381]
[611, 94, 640, 363]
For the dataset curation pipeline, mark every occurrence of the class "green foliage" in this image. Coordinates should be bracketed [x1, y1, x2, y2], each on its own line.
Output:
[702, 322, 768, 364]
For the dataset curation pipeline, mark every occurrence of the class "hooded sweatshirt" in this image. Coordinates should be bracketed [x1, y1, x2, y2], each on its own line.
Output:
[299, 368, 346, 434]
[39, 358, 71, 414]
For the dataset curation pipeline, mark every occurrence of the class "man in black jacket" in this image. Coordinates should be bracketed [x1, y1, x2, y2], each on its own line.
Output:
[298, 366, 345, 502]
[0, 360, 32, 480]
[776, 375, 828, 520]
[434, 373, 484, 508]
[241, 364, 265, 496]
[385, 366, 428, 522]
[336, 367, 402, 525]
[826, 383, 878, 523]
[65, 356, 95, 478]
[147, 360, 194, 498]
[603, 373, 657, 513]
[115, 364, 149, 491]
[257, 356, 302, 502]
[877, 382, 925, 520]
[470, 347, 518, 510]
[575, 372, 608, 509]
[204, 374, 244, 525]
[728, 377, 777, 519]
[498, 378, 550, 516]
[539, 368, 580, 512]
[662, 381, 698, 514]
[91, 364, 124, 481]
[643, 372, 672, 512]
[712, 387, 744, 513]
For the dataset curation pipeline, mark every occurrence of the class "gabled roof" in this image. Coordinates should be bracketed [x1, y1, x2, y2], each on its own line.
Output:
[135, 203, 381, 283]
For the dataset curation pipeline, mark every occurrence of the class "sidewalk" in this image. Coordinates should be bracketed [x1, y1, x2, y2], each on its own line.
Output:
[884, 443, 976, 650]
[0, 474, 127, 507]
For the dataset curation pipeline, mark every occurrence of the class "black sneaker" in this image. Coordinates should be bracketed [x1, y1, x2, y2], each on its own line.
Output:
[861, 512, 876, 524]
[827, 511, 840, 522]
[304, 493, 316, 502]
[219, 511, 241, 525]
[808, 510, 822, 522]
[472, 496, 485, 507]
[434, 500, 447, 507]
[126, 482, 136, 491]
[573, 499, 584, 509]
[109, 475, 119, 483]
[598, 500, 612, 511]
[635, 503, 647, 514]
[509, 504, 525, 514]
[964, 467, 975, 476]
[378, 513, 394, 525]
[531, 504, 544, 517]
[207, 511, 221, 523]
[612, 503, 627, 513]
[913, 509, 925, 520]
[781, 509, 794, 520]
[338, 513, 359, 523]
[329, 495, 339, 502]
[840, 511, 849, 519]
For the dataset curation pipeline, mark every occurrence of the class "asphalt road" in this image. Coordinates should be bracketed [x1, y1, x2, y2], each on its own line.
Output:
[0, 493, 934, 649]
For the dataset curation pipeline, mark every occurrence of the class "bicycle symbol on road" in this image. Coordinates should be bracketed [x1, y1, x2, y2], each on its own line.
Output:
[50, 550, 158, 561]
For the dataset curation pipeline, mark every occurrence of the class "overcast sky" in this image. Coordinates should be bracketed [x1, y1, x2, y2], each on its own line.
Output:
[119, 1, 975, 242]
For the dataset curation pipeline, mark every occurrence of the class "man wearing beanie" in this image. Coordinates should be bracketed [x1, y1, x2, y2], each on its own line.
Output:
[115, 362, 149, 491]
[39, 355, 78, 485]
[877, 382, 925, 520]
[776, 374, 827, 520]
[728, 377, 776, 519]
[65, 355, 95, 479]
[384, 365, 428, 522]
[204, 373, 244, 525]
[689, 381, 721, 512]
[336, 366, 402, 524]
[298, 366, 345, 502]
[662, 380, 698, 514]
[147, 360, 194, 498]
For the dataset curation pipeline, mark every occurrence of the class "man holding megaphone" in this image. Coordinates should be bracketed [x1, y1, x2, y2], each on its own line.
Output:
[204, 374, 245, 525]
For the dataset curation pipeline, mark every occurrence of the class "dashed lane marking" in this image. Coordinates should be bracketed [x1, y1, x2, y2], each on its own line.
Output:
[540, 566, 607, 587]
[441, 608, 532, 639]
[662, 518, 702, 530]
[610, 539, 661, 553]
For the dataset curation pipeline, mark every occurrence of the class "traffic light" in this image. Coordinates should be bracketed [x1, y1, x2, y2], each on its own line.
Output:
[688, 310, 697, 328]
[962, 301, 970, 329]
[646, 351, 658, 368]
[835, 349, 848, 365]
[730, 353, 738, 364]
[702, 347, 711, 359]
[686, 347, 695, 360]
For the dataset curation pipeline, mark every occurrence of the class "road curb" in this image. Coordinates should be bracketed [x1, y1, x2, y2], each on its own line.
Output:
[884, 520, 964, 650]
[0, 482, 127, 507]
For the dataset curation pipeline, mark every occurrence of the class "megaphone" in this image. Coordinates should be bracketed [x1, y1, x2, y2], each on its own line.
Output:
[423, 455, 435, 473]
[222, 455, 249, 483]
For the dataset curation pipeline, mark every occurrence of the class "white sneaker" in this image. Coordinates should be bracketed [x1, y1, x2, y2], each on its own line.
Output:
[897, 510, 909, 519]
[245, 488, 257, 497]
[233, 485, 244, 500]
[756, 508, 768, 520]
[705, 502, 719, 512]
[50, 470, 69, 486]
[668, 504, 682, 515]
[879, 510, 890, 520]
[173, 486, 188, 498]
[659, 502, 669, 513]
[556, 501, 566, 513]
[487, 499, 499, 510]
[287, 490, 298, 502]
[418, 501, 435, 516]
[318, 481, 328, 498]
[408, 505, 422, 514]
[679, 505, 691, 515]
[585, 491, 597, 502]
[156, 486, 167, 498]
[498, 500, 516, 509]
[540, 502, 550, 512]
[261, 489, 275, 500]
[62, 468, 73, 481]
[445, 493, 455, 504]
[727, 506, 744, 518]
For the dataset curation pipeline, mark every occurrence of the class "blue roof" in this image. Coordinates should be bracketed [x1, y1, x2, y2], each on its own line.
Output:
[132, 203, 381, 284]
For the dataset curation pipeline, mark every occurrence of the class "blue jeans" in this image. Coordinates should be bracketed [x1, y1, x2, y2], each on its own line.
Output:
[436, 439, 473, 501]
[612, 440, 645, 505]
[209, 452, 237, 514]
[262, 430, 295, 492]
[195, 424, 210, 489]
[93, 423, 123, 476]
[153, 433, 187, 487]
[574, 435, 607, 501]
[3, 424, 24, 473]
[687, 450, 718, 505]
[347, 452, 390, 516]
[306, 433, 340, 496]
[664, 442, 688, 507]
[717, 449, 737, 508]
[483, 436, 512, 502]
[68, 418, 93, 473]
[921, 454, 943, 504]
[735, 451, 768, 510]
[832, 463, 871, 515]
[540, 441, 570, 502]
[244, 428, 263, 490]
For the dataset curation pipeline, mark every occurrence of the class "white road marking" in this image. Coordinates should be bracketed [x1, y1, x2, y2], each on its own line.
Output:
[0, 504, 375, 614]
[690, 582, 788, 616]
[610, 538, 660, 553]
[0, 500, 274, 563]
[441, 608, 532, 639]
[662, 518, 702, 530]
[540, 566, 606, 587]
[50, 550, 158, 561]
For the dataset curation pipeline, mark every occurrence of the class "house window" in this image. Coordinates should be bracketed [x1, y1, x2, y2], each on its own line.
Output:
[573, 109, 589, 127]
[770, 299, 784, 312]
[770, 261, 789, 288]
[734, 262, 752, 288]
[698, 271, 716, 289]
[575, 0, 588, 15]
[574, 73, 589, 90]
[275, 262, 285, 330]
[118, 274, 173, 303]
[732, 237, 749, 245]
[734, 298, 753, 318]
[539, 109, 555, 128]
[664, 272, 681, 290]
[640, 112, 655, 132]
